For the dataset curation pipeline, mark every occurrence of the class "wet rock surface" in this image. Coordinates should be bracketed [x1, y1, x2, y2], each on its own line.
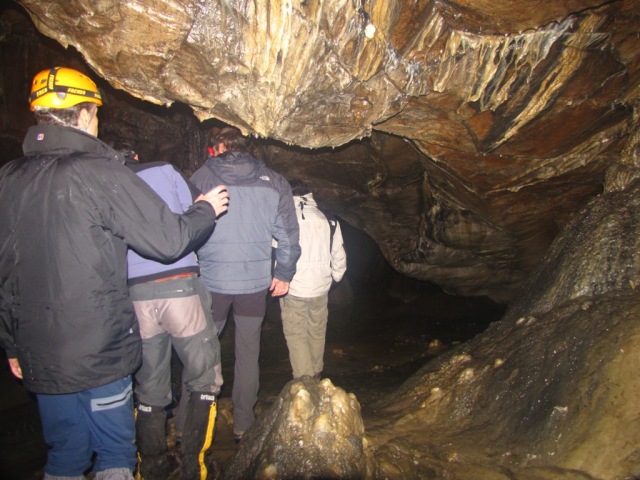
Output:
[224, 377, 371, 480]
[3, 1, 639, 301]
[363, 178, 640, 479]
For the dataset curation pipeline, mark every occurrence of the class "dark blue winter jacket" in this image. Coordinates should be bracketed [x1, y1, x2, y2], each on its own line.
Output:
[190, 150, 300, 294]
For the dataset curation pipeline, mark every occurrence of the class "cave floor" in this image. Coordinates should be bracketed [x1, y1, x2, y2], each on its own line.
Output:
[0, 282, 503, 479]
[191, 284, 503, 476]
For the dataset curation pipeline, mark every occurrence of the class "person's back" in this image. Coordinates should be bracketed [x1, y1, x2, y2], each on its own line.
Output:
[124, 155, 223, 479]
[189, 127, 300, 440]
[280, 178, 347, 379]
[127, 159, 201, 282]
[287, 192, 346, 298]
[191, 149, 299, 294]
[0, 125, 180, 393]
[0, 67, 228, 480]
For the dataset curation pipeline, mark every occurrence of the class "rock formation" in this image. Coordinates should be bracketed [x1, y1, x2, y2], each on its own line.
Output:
[223, 172, 640, 479]
[362, 173, 640, 479]
[9, 0, 640, 302]
[225, 376, 372, 479]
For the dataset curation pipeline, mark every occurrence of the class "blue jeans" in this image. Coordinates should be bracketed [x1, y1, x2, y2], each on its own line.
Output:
[37, 377, 137, 476]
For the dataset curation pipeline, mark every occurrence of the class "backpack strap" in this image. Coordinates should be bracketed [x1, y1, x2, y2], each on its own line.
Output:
[318, 208, 338, 251]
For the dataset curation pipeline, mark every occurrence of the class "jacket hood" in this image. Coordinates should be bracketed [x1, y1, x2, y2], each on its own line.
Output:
[294, 193, 318, 219]
[294, 193, 318, 207]
[23, 124, 123, 163]
[204, 150, 264, 186]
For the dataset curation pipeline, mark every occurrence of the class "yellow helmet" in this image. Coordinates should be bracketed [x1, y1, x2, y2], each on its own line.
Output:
[29, 67, 103, 111]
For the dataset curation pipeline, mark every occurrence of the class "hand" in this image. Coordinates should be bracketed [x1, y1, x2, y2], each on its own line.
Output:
[269, 278, 290, 297]
[8, 358, 22, 379]
[196, 185, 229, 218]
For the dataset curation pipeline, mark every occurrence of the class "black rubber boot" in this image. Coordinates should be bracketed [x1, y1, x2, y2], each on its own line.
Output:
[136, 403, 172, 480]
[177, 391, 217, 480]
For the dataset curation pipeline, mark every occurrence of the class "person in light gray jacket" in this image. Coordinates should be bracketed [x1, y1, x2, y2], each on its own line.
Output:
[280, 178, 347, 379]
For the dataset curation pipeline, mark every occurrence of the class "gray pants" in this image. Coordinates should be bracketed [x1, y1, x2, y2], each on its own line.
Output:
[130, 274, 223, 408]
[230, 314, 263, 434]
[210, 290, 266, 434]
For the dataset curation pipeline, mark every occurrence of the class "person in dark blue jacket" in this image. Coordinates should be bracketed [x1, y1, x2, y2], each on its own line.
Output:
[125, 152, 223, 480]
[0, 67, 228, 480]
[190, 127, 300, 440]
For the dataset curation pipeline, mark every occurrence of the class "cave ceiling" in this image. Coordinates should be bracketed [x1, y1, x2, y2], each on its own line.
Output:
[14, 0, 640, 302]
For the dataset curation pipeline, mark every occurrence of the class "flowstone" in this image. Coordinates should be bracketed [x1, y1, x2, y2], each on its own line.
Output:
[225, 376, 373, 479]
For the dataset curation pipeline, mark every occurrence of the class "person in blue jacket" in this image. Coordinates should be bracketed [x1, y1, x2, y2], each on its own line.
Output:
[190, 127, 300, 441]
[0, 67, 228, 480]
[124, 151, 223, 480]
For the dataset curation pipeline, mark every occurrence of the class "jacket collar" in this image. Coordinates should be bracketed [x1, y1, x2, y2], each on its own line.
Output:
[23, 124, 122, 163]
[205, 150, 264, 185]
[294, 193, 317, 207]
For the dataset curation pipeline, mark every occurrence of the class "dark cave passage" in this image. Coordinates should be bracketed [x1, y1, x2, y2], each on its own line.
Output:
[253, 219, 506, 411]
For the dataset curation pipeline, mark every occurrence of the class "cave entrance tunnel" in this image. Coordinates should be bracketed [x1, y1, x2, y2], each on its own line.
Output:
[0, 215, 505, 480]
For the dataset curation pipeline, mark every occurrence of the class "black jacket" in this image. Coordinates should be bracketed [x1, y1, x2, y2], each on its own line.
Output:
[0, 125, 216, 394]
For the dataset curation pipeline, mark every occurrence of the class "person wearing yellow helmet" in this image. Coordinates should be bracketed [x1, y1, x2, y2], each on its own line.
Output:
[28, 67, 103, 136]
[0, 67, 229, 480]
